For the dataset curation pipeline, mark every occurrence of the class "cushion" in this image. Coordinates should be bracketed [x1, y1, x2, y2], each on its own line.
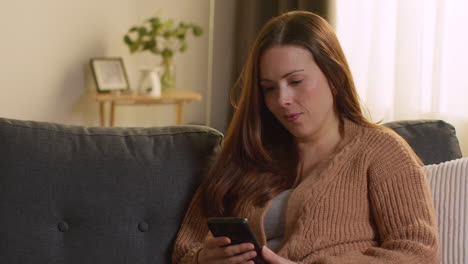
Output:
[423, 157, 468, 264]
[383, 120, 462, 165]
[0, 117, 223, 264]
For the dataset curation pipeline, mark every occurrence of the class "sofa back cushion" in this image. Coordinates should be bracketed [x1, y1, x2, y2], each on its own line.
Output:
[0, 118, 222, 264]
[383, 120, 462, 165]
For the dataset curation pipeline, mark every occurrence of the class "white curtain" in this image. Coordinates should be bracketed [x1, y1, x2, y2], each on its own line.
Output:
[335, 0, 468, 156]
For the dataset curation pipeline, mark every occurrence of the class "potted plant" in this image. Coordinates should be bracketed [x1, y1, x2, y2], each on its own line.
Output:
[124, 15, 203, 91]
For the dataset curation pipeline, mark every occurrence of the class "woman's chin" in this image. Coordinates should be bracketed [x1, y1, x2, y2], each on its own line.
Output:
[284, 125, 318, 141]
[286, 127, 309, 139]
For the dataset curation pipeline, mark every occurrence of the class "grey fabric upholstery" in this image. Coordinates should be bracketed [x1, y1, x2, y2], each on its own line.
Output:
[383, 119, 462, 165]
[0, 118, 222, 264]
[0, 117, 462, 263]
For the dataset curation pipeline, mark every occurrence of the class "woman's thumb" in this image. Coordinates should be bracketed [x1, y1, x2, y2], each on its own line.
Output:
[262, 246, 277, 262]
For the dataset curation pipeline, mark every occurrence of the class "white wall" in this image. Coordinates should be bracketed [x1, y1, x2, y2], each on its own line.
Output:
[0, 0, 211, 127]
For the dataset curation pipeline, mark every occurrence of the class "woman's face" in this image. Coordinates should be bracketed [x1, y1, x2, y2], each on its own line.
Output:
[259, 45, 338, 141]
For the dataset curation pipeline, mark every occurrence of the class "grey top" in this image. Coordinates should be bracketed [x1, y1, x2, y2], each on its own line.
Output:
[264, 189, 293, 252]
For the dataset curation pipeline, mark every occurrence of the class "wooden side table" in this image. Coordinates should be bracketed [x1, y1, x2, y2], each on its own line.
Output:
[90, 89, 202, 126]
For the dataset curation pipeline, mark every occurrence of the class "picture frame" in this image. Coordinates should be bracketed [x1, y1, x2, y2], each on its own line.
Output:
[90, 57, 130, 93]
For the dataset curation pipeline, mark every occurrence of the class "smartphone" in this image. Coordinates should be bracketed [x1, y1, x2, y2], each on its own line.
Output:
[207, 217, 267, 264]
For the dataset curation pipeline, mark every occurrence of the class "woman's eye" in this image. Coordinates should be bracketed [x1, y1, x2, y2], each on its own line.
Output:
[290, 80, 303, 85]
[263, 86, 274, 92]
[260, 84, 274, 92]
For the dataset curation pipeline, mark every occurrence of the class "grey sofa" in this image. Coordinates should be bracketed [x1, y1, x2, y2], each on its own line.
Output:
[0, 117, 462, 264]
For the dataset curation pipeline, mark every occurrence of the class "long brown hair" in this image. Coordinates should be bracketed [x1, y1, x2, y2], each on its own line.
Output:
[200, 11, 373, 217]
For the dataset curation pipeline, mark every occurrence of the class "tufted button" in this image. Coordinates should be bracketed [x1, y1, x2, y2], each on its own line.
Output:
[57, 221, 69, 232]
[138, 222, 149, 232]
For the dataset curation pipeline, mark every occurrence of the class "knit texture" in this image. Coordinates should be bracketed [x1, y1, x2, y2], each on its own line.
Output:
[423, 157, 468, 264]
[172, 119, 440, 264]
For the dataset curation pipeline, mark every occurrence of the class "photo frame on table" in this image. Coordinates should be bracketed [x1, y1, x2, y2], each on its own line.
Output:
[90, 57, 130, 93]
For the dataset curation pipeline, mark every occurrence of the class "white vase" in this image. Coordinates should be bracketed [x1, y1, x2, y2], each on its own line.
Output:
[149, 69, 161, 96]
[137, 67, 161, 96]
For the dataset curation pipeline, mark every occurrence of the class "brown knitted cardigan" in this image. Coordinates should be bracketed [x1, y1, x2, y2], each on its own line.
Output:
[172, 119, 440, 263]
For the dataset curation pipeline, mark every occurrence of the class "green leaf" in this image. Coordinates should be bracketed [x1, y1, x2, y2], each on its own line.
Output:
[193, 26, 203, 36]
[150, 47, 160, 55]
[138, 26, 147, 36]
[129, 26, 139, 32]
[161, 19, 175, 31]
[123, 35, 133, 45]
[163, 31, 172, 38]
[143, 39, 156, 50]
[129, 43, 139, 53]
[150, 23, 160, 34]
[148, 17, 160, 24]
[166, 19, 175, 28]
[161, 48, 173, 59]
[176, 34, 186, 40]
[179, 41, 187, 52]
[174, 26, 186, 36]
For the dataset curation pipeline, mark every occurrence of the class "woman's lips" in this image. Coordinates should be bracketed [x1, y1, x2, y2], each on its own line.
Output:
[284, 112, 303, 122]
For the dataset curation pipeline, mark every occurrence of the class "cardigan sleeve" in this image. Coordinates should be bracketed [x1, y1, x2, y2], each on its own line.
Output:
[172, 187, 209, 264]
[301, 130, 440, 264]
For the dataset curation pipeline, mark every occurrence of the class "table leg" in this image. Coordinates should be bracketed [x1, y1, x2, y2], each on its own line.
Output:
[176, 103, 184, 125]
[99, 102, 105, 127]
[110, 101, 116, 127]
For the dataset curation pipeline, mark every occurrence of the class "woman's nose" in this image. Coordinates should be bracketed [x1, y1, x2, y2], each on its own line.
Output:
[278, 86, 292, 106]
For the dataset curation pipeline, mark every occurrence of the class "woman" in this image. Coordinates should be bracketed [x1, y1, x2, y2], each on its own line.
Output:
[172, 10, 439, 264]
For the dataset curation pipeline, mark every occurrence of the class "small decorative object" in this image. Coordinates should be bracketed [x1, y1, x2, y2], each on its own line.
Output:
[123, 15, 203, 90]
[136, 67, 162, 96]
[90, 58, 130, 93]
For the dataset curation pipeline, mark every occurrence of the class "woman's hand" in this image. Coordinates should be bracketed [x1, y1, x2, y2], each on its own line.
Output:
[261, 246, 296, 264]
[197, 236, 257, 264]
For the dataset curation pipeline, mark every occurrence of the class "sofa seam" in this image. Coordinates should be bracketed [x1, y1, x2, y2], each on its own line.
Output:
[0, 121, 223, 138]
[386, 120, 450, 130]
